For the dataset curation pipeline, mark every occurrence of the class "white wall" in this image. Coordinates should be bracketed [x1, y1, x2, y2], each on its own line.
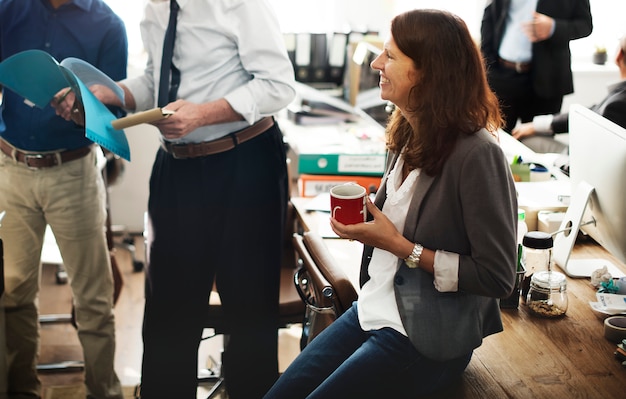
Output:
[563, 62, 620, 113]
[109, 125, 160, 232]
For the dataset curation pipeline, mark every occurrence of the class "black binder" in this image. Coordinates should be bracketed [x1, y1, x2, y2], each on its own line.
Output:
[328, 32, 348, 85]
[309, 33, 328, 83]
[295, 33, 312, 82]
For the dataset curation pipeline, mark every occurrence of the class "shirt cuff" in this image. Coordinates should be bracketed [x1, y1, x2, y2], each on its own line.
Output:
[532, 114, 554, 134]
[433, 250, 459, 292]
[121, 76, 155, 112]
[224, 86, 260, 125]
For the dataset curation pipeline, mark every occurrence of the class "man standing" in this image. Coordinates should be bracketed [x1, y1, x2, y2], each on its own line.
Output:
[77, 1, 296, 397]
[481, 0, 593, 133]
[512, 33, 626, 153]
[0, 1, 127, 398]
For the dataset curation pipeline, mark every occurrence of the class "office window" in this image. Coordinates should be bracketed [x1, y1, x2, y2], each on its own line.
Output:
[570, 0, 626, 63]
[269, 0, 393, 34]
[104, 0, 143, 55]
[105, 0, 625, 66]
[393, 0, 484, 37]
[393, 0, 626, 63]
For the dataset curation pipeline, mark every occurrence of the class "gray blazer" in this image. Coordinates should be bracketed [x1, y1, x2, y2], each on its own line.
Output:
[360, 129, 518, 361]
[552, 80, 626, 133]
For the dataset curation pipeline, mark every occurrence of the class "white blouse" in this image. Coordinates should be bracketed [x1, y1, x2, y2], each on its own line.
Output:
[358, 156, 419, 335]
[358, 155, 461, 335]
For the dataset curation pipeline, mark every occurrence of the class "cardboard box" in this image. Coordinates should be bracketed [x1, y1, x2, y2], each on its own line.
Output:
[298, 174, 382, 197]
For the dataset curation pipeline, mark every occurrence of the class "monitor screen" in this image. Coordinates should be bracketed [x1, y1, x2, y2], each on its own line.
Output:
[553, 104, 626, 278]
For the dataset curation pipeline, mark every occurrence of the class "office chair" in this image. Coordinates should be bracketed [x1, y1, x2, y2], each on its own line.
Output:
[292, 231, 358, 348]
[196, 201, 306, 398]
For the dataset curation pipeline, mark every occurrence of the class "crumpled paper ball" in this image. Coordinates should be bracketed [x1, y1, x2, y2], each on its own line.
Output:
[590, 265, 612, 288]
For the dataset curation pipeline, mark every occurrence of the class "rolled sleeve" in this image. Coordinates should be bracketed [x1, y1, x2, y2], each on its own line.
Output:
[122, 74, 156, 112]
[532, 114, 554, 134]
[433, 250, 459, 292]
[224, 1, 296, 123]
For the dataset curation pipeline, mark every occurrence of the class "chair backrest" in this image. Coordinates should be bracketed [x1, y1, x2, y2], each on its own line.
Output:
[293, 231, 358, 347]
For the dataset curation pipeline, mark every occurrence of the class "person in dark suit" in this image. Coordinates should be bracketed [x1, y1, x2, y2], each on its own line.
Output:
[481, 0, 593, 133]
[264, 9, 518, 399]
[512, 33, 626, 153]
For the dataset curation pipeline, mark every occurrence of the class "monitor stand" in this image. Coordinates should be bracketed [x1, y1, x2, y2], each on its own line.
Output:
[552, 181, 626, 278]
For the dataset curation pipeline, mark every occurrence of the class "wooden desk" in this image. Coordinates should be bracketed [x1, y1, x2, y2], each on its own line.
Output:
[291, 197, 626, 399]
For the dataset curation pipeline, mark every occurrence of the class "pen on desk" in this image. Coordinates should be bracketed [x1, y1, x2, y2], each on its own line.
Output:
[56, 88, 72, 104]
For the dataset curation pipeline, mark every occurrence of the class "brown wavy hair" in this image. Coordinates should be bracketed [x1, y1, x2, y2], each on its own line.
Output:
[385, 9, 503, 176]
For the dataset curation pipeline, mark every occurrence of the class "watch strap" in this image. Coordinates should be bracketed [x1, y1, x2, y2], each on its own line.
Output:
[404, 243, 423, 268]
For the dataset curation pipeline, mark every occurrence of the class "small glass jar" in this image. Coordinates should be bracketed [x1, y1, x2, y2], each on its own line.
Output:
[520, 231, 554, 300]
[522, 231, 553, 276]
[526, 271, 568, 318]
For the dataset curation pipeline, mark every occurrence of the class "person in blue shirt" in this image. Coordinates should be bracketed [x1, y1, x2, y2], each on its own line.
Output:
[0, 1, 127, 398]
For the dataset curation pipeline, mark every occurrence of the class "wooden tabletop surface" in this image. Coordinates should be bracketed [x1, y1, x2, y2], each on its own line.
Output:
[291, 196, 626, 399]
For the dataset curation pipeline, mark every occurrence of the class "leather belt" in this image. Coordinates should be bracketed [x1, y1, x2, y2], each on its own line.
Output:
[161, 116, 274, 159]
[0, 138, 92, 169]
[499, 57, 531, 73]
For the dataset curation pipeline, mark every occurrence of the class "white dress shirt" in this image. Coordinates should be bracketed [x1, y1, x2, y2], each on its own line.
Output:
[123, 0, 296, 144]
[498, 0, 538, 63]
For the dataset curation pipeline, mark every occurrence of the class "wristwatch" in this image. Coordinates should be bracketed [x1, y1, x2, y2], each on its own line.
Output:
[404, 243, 423, 269]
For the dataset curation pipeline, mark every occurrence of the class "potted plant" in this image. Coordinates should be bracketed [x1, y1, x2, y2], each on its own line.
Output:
[593, 45, 607, 65]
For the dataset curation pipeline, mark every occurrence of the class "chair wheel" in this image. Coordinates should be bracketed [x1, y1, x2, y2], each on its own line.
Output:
[132, 260, 144, 272]
[55, 270, 68, 284]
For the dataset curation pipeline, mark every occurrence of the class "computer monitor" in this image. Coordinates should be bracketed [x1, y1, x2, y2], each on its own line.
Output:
[553, 104, 626, 278]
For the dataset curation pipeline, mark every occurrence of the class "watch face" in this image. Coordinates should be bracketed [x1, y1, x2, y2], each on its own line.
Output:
[405, 259, 418, 269]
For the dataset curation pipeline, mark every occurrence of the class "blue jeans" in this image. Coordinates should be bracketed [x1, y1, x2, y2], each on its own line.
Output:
[264, 303, 472, 399]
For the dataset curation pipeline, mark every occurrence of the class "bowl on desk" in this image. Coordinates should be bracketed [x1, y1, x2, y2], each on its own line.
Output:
[604, 315, 626, 343]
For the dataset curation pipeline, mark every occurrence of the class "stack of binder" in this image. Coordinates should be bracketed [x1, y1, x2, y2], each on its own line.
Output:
[281, 83, 387, 197]
[284, 32, 355, 87]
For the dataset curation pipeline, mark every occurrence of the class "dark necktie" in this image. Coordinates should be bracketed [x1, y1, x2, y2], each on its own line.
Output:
[157, 0, 180, 107]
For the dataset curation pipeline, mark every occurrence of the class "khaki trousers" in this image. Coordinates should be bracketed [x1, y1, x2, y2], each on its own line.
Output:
[0, 148, 122, 399]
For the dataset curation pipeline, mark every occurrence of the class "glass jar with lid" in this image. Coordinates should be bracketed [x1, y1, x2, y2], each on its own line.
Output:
[526, 270, 568, 317]
[520, 231, 554, 300]
[522, 231, 553, 276]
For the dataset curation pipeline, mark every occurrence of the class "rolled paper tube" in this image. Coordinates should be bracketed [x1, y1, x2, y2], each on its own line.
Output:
[111, 108, 174, 130]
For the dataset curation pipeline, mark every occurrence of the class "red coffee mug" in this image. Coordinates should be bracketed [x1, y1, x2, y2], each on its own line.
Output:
[330, 183, 367, 225]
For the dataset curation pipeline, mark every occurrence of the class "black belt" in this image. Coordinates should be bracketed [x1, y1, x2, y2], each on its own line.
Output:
[499, 58, 531, 73]
[0, 138, 92, 169]
[161, 117, 274, 159]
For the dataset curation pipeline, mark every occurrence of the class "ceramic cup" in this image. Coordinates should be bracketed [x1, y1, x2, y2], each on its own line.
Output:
[330, 183, 367, 225]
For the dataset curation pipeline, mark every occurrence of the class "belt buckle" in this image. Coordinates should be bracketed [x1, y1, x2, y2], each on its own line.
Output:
[165, 142, 185, 160]
[24, 153, 59, 169]
[24, 153, 45, 169]
[515, 62, 524, 73]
